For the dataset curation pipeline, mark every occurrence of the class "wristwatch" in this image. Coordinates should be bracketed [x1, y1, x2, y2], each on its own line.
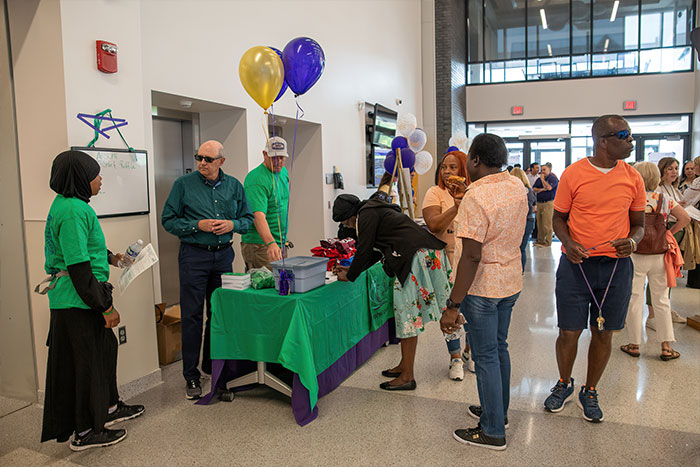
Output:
[445, 298, 460, 310]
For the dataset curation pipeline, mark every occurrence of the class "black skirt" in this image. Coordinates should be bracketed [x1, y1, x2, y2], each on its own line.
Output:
[41, 308, 119, 443]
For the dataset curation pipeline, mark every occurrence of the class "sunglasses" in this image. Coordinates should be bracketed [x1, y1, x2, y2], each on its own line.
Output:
[194, 154, 222, 163]
[600, 129, 632, 140]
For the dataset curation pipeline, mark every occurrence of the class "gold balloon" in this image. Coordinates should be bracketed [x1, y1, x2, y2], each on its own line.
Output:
[239, 46, 284, 110]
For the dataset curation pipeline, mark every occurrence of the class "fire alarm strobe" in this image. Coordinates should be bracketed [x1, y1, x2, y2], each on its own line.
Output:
[96, 40, 118, 73]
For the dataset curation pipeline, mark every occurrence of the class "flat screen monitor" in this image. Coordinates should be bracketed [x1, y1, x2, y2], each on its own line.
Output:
[372, 104, 397, 148]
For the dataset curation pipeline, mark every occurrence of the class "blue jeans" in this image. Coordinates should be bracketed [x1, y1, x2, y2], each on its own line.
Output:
[179, 243, 234, 381]
[461, 292, 520, 438]
[520, 217, 535, 272]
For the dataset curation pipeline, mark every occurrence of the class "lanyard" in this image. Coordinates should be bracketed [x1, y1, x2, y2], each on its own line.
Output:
[577, 259, 619, 331]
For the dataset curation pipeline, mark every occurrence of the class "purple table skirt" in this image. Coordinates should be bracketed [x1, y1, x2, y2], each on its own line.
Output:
[197, 318, 397, 426]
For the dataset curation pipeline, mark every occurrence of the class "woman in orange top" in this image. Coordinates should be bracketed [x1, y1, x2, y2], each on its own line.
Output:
[422, 150, 473, 380]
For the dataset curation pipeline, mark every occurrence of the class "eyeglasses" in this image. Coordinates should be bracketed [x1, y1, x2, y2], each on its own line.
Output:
[600, 129, 632, 140]
[194, 154, 222, 163]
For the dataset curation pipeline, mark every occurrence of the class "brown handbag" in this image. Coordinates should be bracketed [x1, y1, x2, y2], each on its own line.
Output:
[636, 192, 669, 255]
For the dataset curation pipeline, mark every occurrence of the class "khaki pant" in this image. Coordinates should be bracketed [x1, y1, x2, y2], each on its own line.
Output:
[241, 243, 271, 271]
[536, 201, 554, 246]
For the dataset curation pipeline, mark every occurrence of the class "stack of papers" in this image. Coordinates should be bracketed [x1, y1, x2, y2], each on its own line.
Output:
[221, 273, 251, 290]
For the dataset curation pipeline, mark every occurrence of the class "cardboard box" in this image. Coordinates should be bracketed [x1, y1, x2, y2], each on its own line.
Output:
[155, 303, 182, 366]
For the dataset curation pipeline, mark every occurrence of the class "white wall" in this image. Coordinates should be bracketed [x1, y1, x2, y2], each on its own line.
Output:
[9, 0, 427, 393]
[466, 73, 696, 122]
[138, 0, 424, 238]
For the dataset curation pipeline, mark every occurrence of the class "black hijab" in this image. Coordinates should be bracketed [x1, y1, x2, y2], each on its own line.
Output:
[50, 150, 100, 203]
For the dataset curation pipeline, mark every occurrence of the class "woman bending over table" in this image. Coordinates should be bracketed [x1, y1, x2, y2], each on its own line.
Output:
[332, 193, 451, 391]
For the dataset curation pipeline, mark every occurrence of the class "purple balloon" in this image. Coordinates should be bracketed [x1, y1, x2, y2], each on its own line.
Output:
[282, 37, 325, 96]
[446, 146, 460, 154]
[384, 153, 396, 173]
[384, 148, 415, 172]
[398, 148, 415, 170]
[391, 136, 408, 152]
[269, 47, 288, 102]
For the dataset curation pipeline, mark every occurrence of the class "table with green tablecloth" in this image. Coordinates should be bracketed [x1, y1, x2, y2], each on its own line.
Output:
[197, 263, 396, 425]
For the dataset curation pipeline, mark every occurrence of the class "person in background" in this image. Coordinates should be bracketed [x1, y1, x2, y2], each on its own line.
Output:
[543, 115, 645, 424]
[526, 162, 540, 188]
[241, 137, 290, 270]
[161, 140, 254, 399]
[645, 157, 688, 328]
[678, 160, 697, 192]
[532, 162, 558, 248]
[620, 162, 689, 361]
[333, 194, 451, 392]
[41, 151, 144, 451]
[510, 167, 537, 272]
[422, 150, 474, 380]
[440, 133, 527, 450]
[682, 156, 700, 289]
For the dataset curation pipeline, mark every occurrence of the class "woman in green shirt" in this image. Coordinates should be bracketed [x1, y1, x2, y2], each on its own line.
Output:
[41, 151, 143, 451]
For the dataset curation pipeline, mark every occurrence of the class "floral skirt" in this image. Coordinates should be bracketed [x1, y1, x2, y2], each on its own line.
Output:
[393, 248, 452, 339]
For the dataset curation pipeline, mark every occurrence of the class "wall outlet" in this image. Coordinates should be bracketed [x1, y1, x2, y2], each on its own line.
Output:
[118, 326, 127, 345]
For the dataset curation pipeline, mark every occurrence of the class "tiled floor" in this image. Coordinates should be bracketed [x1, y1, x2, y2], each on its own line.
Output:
[1, 244, 699, 466]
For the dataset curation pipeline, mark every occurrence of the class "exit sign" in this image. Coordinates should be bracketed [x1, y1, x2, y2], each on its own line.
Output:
[623, 100, 637, 110]
[511, 106, 524, 115]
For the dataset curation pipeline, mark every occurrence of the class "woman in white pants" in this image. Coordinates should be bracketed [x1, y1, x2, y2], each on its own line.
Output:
[621, 162, 690, 361]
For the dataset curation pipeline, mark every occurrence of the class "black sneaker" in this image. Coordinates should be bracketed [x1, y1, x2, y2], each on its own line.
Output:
[453, 425, 506, 451]
[70, 428, 127, 451]
[186, 379, 202, 399]
[467, 405, 509, 429]
[105, 401, 145, 427]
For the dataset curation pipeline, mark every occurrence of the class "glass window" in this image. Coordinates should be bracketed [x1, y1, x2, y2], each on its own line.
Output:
[527, 56, 571, 80]
[487, 121, 570, 139]
[591, 51, 638, 75]
[527, 0, 571, 57]
[641, 0, 694, 49]
[628, 115, 689, 134]
[467, 63, 484, 84]
[484, 0, 526, 60]
[467, 0, 484, 62]
[572, 0, 591, 54]
[640, 47, 692, 73]
[593, 0, 639, 53]
[571, 136, 594, 161]
[466, 1, 694, 84]
[571, 120, 594, 137]
[467, 123, 485, 139]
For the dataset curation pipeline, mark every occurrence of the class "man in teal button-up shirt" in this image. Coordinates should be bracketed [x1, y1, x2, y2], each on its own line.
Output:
[161, 140, 253, 399]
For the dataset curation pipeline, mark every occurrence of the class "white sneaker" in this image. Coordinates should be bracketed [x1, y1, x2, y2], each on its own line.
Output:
[462, 350, 476, 373]
[671, 310, 687, 324]
[646, 317, 656, 331]
[449, 358, 464, 381]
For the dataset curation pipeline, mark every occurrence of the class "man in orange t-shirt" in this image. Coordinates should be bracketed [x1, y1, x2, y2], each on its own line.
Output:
[543, 115, 645, 424]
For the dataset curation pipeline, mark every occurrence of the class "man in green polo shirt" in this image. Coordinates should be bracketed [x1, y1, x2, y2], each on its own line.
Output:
[161, 140, 253, 399]
[241, 136, 290, 270]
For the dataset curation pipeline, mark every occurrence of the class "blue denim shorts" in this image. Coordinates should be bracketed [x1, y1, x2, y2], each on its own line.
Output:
[555, 254, 633, 331]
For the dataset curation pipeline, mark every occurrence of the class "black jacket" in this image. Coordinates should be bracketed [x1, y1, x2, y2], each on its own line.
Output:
[347, 199, 446, 284]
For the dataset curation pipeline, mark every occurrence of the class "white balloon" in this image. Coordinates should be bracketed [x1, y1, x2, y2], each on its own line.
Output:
[414, 151, 433, 175]
[408, 128, 427, 153]
[449, 133, 469, 151]
[396, 113, 417, 137]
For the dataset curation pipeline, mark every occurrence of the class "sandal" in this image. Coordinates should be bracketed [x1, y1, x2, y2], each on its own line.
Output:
[620, 344, 640, 357]
[660, 348, 680, 361]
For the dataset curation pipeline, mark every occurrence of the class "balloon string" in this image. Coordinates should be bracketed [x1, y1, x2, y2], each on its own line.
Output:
[280, 97, 301, 264]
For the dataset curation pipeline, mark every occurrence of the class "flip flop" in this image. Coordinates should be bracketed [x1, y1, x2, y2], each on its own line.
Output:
[620, 344, 640, 357]
[660, 349, 680, 361]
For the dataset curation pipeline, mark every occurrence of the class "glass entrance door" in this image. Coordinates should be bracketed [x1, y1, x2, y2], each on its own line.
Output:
[505, 140, 524, 168]
[640, 136, 687, 165]
[529, 139, 568, 179]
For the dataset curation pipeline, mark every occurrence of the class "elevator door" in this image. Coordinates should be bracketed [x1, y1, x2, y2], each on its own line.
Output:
[153, 118, 186, 306]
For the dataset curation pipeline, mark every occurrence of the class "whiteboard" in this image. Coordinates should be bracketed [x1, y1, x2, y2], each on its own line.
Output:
[72, 147, 150, 218]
